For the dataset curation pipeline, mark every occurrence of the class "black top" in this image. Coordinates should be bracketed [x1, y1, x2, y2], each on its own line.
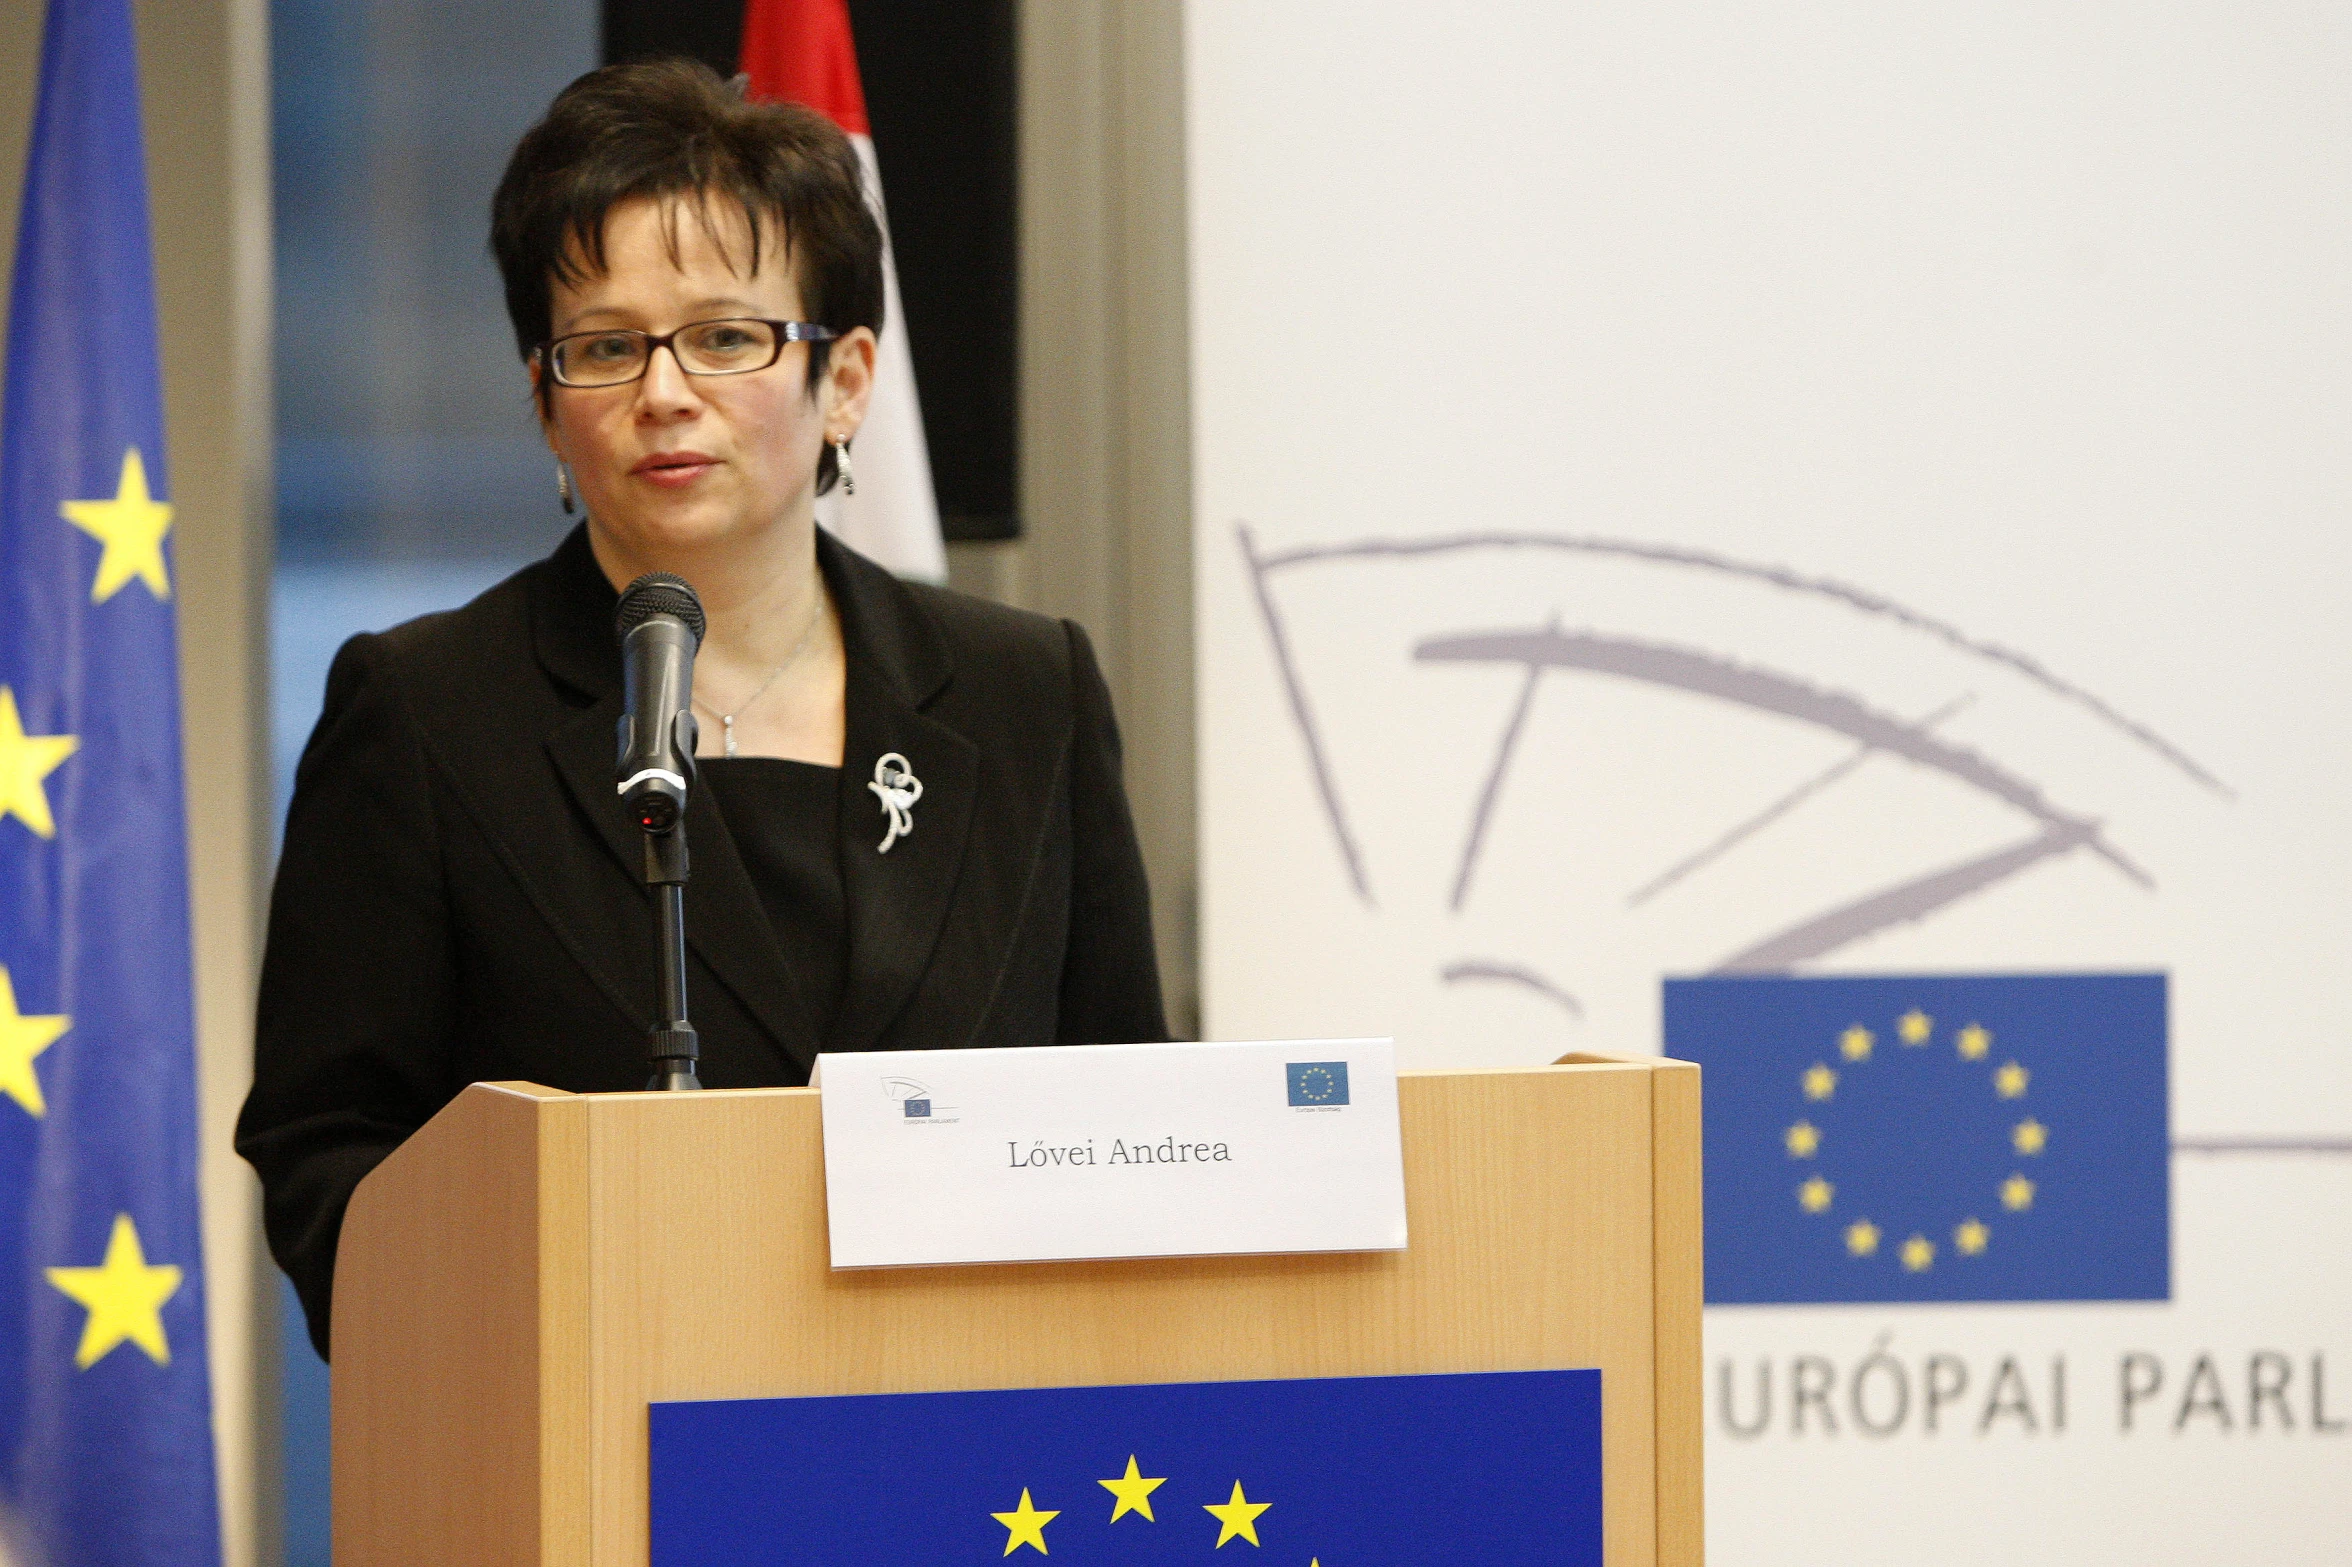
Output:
[237, 524, 1168, 1359]
[697, 758, 846, 1041]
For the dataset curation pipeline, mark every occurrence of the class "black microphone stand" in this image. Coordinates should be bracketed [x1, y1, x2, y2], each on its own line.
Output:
[639, 709, 702, 1092]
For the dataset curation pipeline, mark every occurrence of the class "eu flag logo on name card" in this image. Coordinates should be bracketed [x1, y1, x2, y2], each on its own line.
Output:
[650, 1370, 1601, 1565]
[1286, 1060, 1349, 1106]
[1665, 973, 2168, 1304]
[0, 1, 223, 1560]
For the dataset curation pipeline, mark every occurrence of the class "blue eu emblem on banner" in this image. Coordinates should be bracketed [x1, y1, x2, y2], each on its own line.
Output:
[1665, 973, 2168, 1304]
[1286, 1061, 1349, 1106]
[651, 1369, 1601, 1565]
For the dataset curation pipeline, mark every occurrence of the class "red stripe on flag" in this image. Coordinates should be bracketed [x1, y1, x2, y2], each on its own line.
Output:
[739, 0, 870, 135]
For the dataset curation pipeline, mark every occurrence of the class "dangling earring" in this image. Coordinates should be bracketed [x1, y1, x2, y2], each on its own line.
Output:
[833, 436, 856, 497]
[556, 460, 576, 515]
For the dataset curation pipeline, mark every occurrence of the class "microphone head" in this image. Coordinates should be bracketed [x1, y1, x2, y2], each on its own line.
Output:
[615, 572, 706, 648]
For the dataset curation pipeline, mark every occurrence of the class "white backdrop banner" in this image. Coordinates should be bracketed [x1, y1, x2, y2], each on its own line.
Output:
[1186, 3, 2352, 1560]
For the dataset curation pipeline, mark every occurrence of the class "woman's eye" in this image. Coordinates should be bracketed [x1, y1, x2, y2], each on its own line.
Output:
[694, 325, 755, 352]
[580, 335, 639, 363]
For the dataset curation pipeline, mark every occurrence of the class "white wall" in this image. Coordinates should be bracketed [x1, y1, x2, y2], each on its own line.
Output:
[1188, 4, 2350, 1559]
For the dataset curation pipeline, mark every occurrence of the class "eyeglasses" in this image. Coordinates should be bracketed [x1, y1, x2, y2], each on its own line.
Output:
[541, 317, 841, 388]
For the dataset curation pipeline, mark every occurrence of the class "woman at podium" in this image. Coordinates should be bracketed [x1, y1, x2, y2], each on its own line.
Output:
[236, 60, 1168, 1357]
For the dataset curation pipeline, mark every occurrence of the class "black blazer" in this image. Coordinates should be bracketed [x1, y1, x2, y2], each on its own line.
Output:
[237, 526, 1166, 1357]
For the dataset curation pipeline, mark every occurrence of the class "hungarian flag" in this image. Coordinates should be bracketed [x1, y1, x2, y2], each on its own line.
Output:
[741, 0, 947, 582]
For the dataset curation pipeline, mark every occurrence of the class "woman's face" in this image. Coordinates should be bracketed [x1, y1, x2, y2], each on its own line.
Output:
[538, 193, 873, 564]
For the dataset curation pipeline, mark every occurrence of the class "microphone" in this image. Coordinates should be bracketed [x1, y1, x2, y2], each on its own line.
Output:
[614, 573, 705, 1092]
[614, 573, 705, 834]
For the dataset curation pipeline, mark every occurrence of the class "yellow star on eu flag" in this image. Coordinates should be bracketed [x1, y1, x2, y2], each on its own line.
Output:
[1956, 1022, 1991, 1060]
[0, 687, 78, 840]
[62, 448, 173, 602]
[1994, 1060, 2029, 1099]
[45, 1214, 182, 1369]
[1900, 1233, 1936, 1271]
[2013, 1117, 2049, 1156]
[1798, 1175, 1834, 1213]
[2001, 1174, 2036, 1211]
[1839, 1024, 1873, 1062]
[1801, 1062, 1837, 1101]
[1099, 1455, 1164, 1523]
[0, 964, 69, 1118]
[1784, 1120, 1821, 1158]
[1898, 1008, 1933, 1045]
[991, 1488, 1058, 1556]
[1954, 1218, 1990, 1256]
[1845, 1218, 1881, 1257]
[1203, 1481, 1271, 1548]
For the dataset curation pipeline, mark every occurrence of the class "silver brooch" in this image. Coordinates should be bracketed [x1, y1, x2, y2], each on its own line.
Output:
[867, 751, 923, 853]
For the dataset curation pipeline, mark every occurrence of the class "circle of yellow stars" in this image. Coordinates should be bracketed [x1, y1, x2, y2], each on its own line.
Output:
[993, 1461, 1288, 1555]
[1, 448, 192, 1373]
[1784, 1009, 2047, 1273]
[1292, 1064, 1341, 1103]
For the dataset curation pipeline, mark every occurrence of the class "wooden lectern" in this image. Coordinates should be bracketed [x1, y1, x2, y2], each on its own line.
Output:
[332, 1052, 1701, 1565]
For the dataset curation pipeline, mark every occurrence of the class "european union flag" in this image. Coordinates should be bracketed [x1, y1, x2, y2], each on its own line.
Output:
[651, 1369, 1602, 1565]
[1286, 1060, 1348, 1106]
[0, 0, 224, 1561]
[1666, 973, 2168, 1304]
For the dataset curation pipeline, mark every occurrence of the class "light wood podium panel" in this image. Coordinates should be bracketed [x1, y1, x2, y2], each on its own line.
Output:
[333, 1054, 1701, 1566]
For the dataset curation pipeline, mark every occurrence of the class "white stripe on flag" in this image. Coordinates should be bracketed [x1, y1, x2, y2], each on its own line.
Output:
[816, 133, 947, 582]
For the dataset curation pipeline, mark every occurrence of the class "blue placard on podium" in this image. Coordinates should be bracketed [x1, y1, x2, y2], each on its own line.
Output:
[651, 1368, 1603, 1564]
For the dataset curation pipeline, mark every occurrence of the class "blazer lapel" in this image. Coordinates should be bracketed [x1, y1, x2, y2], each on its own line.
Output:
[542, 704, 818, 1078]
[820, 531, 980, 1053]
[533, 532, 815, 1078]
[830, 663, 978, 1051]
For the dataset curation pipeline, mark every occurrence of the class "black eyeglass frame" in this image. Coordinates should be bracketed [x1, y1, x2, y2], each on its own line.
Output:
[538, 318, 843, 389]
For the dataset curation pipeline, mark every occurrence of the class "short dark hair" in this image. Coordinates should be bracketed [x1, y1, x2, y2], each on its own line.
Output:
[490, 59, 884, 490]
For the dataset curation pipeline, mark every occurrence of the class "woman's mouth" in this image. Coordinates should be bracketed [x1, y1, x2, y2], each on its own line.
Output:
[632, 451, 719, 488]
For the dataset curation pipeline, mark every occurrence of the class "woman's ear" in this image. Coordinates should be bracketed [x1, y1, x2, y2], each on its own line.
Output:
[529, 353, 565, 457]
[821, 326, 879, 438]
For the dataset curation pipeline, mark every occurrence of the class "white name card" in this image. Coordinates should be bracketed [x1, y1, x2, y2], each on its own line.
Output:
[813, 1039, 1406, 1269]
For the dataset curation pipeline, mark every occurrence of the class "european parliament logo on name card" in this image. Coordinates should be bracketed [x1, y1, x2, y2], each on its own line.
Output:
[650, 1369, 1602, 1566]
[1665, 973, 2168, 1304]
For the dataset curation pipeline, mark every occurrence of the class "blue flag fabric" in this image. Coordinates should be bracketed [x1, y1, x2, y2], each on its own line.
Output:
[0, 0, 224, 1561]
[1665, 973, 2168, 1305]
[651, 1369, 1603, 1565]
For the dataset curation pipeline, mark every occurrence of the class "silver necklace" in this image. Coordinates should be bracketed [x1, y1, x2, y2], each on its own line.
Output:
[695, 602, 823, 758]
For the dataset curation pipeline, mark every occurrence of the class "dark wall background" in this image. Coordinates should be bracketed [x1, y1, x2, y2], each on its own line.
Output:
[603, 0, 1021, 541]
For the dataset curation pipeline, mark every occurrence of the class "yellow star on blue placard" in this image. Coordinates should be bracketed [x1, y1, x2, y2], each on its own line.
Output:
[0, 686, 78, 839]
[991, 1488, 1058, 1555]
[1203, 1480, 1271, 1547]
[1099, 1454, 1164, 1522]
[0, 964, 69, 1118]
[45, 1214, 183, 1369]
[61, 447, 173, 602]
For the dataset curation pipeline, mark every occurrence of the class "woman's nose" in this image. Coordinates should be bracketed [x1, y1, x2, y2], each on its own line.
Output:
[635, 342, 703, 416]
